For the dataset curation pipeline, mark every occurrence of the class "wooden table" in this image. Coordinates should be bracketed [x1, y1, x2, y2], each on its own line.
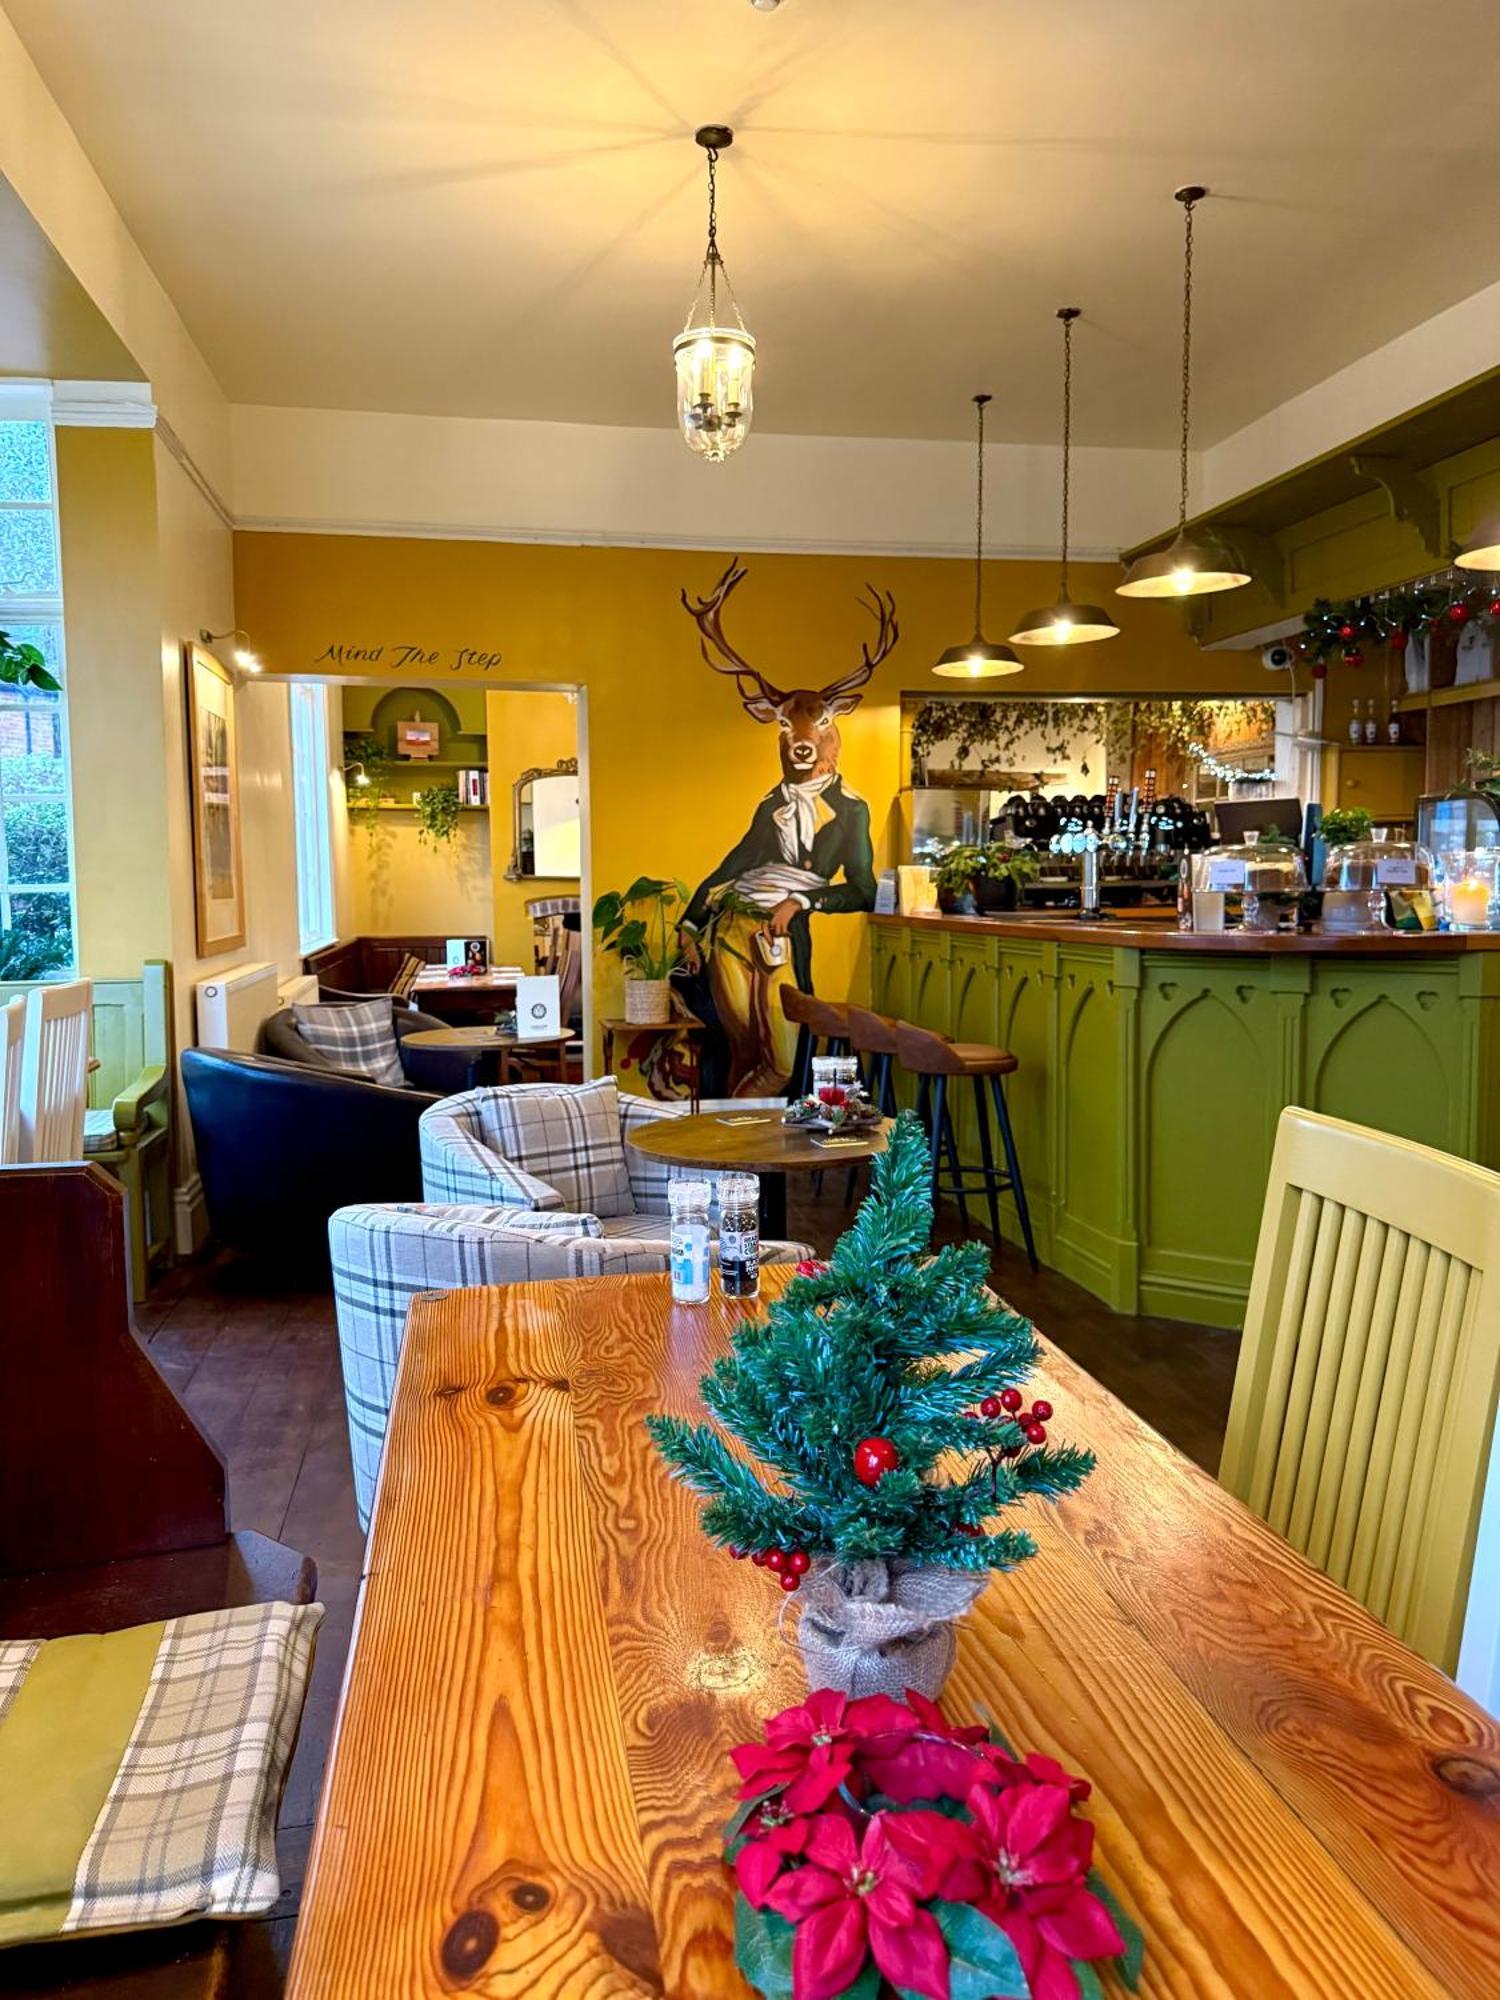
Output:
[408, 966, 521, 1023]
[290, 1272, 1500, 2000]
[625, 1108, 891, 1235]
[402, 1025, 570, 1085]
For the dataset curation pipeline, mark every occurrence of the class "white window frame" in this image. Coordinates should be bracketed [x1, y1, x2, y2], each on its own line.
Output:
[289, 680, 337, 954]
[0, 385, 77, 975]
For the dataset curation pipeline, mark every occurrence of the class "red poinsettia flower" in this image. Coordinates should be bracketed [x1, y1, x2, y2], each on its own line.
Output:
[732, 1689, 918, 1814]
[966, 1778, 1125, 2000]
[765, 1814, 950, 2000]
[734, 1799, 818, 1908]
[980, 1742, 1093, 1804]
[794, 1258, 829, 1277]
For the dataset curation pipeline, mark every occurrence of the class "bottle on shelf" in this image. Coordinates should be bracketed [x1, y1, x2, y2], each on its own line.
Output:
[1348, 703, 1363, 745]
[1386, 700, 1401, 745]
[1363, 698, 1378, 745]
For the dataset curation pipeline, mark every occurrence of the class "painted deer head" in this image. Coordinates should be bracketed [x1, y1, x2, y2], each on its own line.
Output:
[681, 558, 898, 783]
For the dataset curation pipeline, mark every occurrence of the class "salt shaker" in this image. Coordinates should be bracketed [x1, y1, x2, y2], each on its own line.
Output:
[718, 1173, 761, 1300]
[668, 1178, 712, 1304]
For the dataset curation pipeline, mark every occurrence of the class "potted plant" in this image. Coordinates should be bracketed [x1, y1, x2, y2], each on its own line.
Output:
[414, 779, 462, 845]
[1319, 806, 1375, 933]
[935, 843, 1039, 915]
[593, 876, 690, 1025]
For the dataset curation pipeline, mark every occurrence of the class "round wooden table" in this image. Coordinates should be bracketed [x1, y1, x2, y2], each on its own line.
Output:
[402, 1026, 570, 1085]
[624, 1109, 891, 1236]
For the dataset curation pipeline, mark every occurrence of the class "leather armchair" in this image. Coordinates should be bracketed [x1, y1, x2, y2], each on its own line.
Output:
[258, 999, 478, 1094]
[181, 1048, 439, 1273]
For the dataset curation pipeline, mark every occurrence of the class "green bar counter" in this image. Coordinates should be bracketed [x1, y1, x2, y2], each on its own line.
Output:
[869, 912, 1500, 1328]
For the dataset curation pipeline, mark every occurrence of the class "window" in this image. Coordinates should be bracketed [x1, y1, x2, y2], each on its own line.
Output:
[0, 403, 75, 979]
[290, 680, 337, 953]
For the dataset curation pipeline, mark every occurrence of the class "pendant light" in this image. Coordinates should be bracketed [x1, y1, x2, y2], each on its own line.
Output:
[1117, 188, 1249, 599]
[673, 126, 756, 462]
[1011, 310, 1120, 646]
[934, 394, 1022, 678]
[1455, 510, 1500, 573]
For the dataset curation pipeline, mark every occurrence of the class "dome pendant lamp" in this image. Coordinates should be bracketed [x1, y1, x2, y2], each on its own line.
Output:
[1117, 187, 1249, 600]
[934, 393, 1023, 678]
[1455, 509, 1500, 573]
[673, 126, 757, 462]
[1011, 309, 1119, 646]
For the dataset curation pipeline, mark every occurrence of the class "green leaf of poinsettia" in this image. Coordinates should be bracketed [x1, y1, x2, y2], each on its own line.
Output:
[830, 1964, 882, 1999]
[1086, 1869, 1145, 1989]
[931, 1901, 1031, 1998]
[1073, 1967, 1105, 2000]
[734, 1898, 795, 2000]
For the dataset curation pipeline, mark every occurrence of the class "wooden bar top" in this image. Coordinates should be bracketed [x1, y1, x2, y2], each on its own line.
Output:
[874, 909, 1500, 953]
[289, 1271, 1500, 1999]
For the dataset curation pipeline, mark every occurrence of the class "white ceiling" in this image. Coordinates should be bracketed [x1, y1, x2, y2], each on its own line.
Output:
[7, 0, 1500, 448]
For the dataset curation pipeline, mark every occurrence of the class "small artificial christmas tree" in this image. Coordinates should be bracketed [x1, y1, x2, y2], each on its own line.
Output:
[647, 1112, 1095, 1694]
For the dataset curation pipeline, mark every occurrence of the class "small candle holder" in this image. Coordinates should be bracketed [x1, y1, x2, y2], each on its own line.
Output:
[1440, 849, 1499, 932]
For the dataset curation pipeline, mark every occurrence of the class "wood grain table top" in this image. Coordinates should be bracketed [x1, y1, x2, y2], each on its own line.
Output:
[288, 1271, 1500, 2000]
[624, 1109, 892, 1176]
[401, 1027, 570, 1051]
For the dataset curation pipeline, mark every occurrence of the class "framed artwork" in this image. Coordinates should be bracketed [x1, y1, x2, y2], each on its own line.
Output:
[184, 642, 246, 954]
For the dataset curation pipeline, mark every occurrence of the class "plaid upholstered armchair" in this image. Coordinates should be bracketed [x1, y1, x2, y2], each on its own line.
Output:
[330, 1198, 813, 1528]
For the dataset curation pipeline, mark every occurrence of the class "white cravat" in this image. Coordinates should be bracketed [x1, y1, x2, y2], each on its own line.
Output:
[772, 773, 835, 864]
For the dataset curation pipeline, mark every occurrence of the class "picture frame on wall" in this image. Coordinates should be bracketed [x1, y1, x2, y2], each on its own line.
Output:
[183, 641, 246, 954]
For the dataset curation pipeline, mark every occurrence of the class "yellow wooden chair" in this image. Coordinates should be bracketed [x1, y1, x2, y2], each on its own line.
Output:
[1221, 1106, 1500, 1677]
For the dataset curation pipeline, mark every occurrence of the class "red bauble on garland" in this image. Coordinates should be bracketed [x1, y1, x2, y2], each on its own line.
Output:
[1342, 647, 1363, 666]
[1449, 601, 1472, 625]
[1390, 629, 1408, 651]
[1488, 598, 1500, 619]
[853, 1435, 900, 1486]
[1337, 621, 1357, 641]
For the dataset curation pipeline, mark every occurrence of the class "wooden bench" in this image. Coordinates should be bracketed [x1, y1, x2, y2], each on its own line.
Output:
[0, 1165, 315, 1999]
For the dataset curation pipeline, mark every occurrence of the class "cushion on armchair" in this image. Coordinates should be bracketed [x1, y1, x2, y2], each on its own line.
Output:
[0, 1600, 322, 1946]
[475, 1078, 636, 1215]
[292, 998, 404, 1088]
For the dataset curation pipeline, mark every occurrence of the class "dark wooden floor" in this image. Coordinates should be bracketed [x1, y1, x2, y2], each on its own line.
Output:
[134, 1190, 1239, 1992]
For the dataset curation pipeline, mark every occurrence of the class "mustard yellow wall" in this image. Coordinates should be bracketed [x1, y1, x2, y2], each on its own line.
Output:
[56, 428, 173, 977]
[485, 689, 578, 966]
[235, 535, 1266, 1054]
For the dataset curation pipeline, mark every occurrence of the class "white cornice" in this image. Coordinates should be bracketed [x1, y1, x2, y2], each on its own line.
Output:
[51, 378, 156, 428]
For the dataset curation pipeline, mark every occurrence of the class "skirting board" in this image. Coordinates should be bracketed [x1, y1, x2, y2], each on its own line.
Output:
[173, 1174, 209, 1258]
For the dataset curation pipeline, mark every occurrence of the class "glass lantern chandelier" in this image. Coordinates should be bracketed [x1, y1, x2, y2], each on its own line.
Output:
[1011, 309, 1120, 646]
[674, 126, 756, 461]
[1117, 187, 1250, 600]
[934, 394, 1023, 678]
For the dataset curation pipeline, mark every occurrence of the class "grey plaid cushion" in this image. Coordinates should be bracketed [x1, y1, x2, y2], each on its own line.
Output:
[617, 1091, 688, 1213]
[292, 998, 404, 1087]
[471, 1078, 636, 1217]
[420, 1091, 563, 1207]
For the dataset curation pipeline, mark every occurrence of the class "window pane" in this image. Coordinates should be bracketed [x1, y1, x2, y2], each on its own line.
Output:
[0, 609, 72, 978]
[290, 682, 335, 953]
[0, 422, 52, 504]
[0, 510, 59, 595]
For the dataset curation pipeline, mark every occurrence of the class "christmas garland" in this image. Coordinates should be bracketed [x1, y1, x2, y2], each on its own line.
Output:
[1299, 578, 1500, 675]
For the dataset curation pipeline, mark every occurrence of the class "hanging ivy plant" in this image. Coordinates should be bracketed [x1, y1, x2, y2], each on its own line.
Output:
[415, 780, 463, 845]
[909, 697, 1275, 782]
[344, 733, 394, 841]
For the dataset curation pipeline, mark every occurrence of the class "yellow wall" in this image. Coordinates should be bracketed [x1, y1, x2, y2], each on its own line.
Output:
[56, 428, 172, 977]
[485, 688, 578, 966]
[235, 534, 1268, 1060]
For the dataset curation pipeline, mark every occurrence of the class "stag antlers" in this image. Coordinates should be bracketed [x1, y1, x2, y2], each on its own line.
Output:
[680, 558, 899, 711]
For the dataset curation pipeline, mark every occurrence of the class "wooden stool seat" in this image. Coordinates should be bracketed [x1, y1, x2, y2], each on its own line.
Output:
[891, 1019, 1037, 1268]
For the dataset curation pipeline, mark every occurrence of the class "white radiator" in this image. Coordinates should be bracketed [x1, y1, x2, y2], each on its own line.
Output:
[195, 961, 281, 1051]
[278, 973, 319, 1008]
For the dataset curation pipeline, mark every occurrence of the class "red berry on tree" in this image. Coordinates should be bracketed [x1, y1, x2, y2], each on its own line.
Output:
[779, 1570, 801, 1593]
[750, 1549, 769, 1567]
[979, 1396, 1002, 1419]
[764, 1549, 787, 1573]
[853, 1436, 900, 1486]
[1031, 1400, 1053, 1422]
[787, 1549, 811, 1576]
[956, 1523, 982, 1537]
[1024, 1420, 1048, 1445]
[728, 1546, 747, 1560]
[1000, 1388, 1024, 1412]
[1000, 1443, 1020, 1459]
[1450, 602, 1471, 624]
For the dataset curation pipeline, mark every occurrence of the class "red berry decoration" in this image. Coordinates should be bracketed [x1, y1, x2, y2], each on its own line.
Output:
[1342, 647, 1363, 666]
[1031, 1399, 1053, 1422]
[853, 1435, 900, 1486]
[1488, 599, 1500, 619]
[751, 1549, 769, 1567]
[1338, 621, 1356, 641]
[779, 1570, 801, 1593]
[1390, 629, 1408, 651]
[764, 1548, 787, 1573]
[1449, 601, 1471, 625]
[1024, 1421, 1048, 1445]
[999, 1388, 1024, 1413]
[787, 1549, 811, 1576]
[729, 1546, 747, 1560]
[979, 1395, 1002, 1419]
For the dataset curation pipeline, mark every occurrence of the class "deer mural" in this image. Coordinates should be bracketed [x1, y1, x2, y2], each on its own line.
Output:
[677, 557, 898, 1095]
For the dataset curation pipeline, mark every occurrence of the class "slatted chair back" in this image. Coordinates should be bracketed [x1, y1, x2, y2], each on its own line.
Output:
[1221, 1106, 1500, 1676]
[19, 976, 92, 1162]
[390, 952, 424, 1003]
[0, 995, 23, 1164]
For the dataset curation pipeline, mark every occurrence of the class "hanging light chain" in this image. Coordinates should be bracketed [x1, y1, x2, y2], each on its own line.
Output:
[973, 392, 991, 634]
[1058, 308, 1079, 596]
[1176, 188, 1199, 532]
[704, 144, 721, 321]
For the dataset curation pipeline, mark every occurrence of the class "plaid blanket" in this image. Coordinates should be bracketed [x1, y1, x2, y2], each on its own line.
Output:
[0, 1601, 321, 1945]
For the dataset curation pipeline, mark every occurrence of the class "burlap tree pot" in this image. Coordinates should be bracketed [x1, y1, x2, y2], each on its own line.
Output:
[796, 1558, 987, 1701]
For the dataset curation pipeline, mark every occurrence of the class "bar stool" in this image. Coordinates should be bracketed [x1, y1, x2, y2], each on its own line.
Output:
[893, 1020, 1038, 1269]
[780, 988, 853, 1098]
[845, 1004, 900, 1115]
